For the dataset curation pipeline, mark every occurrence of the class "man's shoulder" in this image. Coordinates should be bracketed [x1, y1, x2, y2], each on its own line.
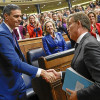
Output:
[0, 24, 6, 33]
[82, 33, 98, 46]
[0, 23, 11, 37]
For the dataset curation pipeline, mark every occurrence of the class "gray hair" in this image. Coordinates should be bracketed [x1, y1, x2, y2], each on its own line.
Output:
[3, 4, 21, 18]
[67, 12, 91, 31]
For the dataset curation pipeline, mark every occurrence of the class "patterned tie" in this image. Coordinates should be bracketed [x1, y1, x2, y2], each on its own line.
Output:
[12, 31, 26, 62]
[12, 31, 18, 47]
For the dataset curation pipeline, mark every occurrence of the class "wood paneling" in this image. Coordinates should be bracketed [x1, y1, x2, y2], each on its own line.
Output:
[33, 48, 75, 100]
[18, 34, 69, 59]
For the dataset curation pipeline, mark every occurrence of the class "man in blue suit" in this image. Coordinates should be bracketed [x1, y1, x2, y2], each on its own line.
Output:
[0, 4, 55, 100]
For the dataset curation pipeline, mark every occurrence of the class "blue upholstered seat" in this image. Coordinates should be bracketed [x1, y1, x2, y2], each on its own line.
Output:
[22, 74, 39, 100]
[27, 48, 46, 67]
[66, 41, 72, 49]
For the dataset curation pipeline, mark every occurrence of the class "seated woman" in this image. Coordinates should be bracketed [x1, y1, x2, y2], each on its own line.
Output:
[27, 15, 43, 38]
[42, 20, 68, 55]
[88, 11, 100, 41]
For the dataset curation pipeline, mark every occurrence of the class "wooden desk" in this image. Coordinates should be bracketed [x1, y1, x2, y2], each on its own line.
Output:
[18, 34, 69, 59]
[32, 48, 75, 100]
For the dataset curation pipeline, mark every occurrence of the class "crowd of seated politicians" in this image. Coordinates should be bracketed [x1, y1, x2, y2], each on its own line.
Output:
[3, 1, 98, 53]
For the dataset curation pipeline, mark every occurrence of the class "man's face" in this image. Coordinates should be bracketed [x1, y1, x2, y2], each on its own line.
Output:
[4, 9, 22, 29]
[67, 17, 78, 41]
[52, 14, 57, 21]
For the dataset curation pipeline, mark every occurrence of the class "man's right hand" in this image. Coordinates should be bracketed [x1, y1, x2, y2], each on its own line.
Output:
[40, 69, 57, 83]
[47, 69, 61, 80]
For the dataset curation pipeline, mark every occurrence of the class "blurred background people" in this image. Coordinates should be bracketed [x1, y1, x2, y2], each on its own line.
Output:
[20, 13, 28, 31]
[0, 16, 3, 24]
[88, 11, 100, 41]
[27, 15, 43, 38]
[42, 20, 68, 55]
[13, 25, 27, 40]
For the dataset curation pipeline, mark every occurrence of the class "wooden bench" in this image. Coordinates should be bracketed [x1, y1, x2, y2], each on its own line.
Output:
[31, 48, 75, 100]
[18, 34, 69, 59]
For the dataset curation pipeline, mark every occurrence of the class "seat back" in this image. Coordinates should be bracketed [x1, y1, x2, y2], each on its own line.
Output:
[31, 48, 75, 100]
[66, 41, 72, 49]
[22, 74, 32, 89]
[27, 48, 46, 67]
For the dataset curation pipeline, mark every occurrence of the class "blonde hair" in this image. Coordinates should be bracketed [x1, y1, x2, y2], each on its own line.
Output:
[43, 20, 57, 35]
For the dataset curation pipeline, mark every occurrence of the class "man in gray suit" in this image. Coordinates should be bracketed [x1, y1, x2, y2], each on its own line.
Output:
[48, 12, 100, 100]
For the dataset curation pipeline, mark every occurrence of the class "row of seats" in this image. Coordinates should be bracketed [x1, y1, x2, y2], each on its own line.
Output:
[22, 41, 73, 100]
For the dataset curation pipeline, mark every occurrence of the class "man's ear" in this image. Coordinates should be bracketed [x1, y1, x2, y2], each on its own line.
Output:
[4, 13, 9, 20]
[77, 20, 82, 27]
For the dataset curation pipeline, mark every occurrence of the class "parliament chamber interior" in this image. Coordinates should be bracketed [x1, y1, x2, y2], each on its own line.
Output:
[0, 0, 99, 100]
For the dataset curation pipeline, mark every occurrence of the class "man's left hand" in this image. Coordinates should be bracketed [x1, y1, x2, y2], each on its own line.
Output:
[66, 88, 78, 100]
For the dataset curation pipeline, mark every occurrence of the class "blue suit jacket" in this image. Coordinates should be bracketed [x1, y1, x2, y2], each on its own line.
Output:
[42, 32, 68, 55]
[0, 23, 38, 99]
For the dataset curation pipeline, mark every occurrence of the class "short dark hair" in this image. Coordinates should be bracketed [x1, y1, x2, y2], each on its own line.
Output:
[3, 4, 21, 18]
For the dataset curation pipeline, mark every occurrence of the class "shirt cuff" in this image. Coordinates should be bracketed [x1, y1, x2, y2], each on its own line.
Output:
[36, 68, 42, 77]
[60, 71, 62, 79]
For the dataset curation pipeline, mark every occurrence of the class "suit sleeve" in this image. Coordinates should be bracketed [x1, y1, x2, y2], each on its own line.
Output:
[42, 37, 52, 55]
[77, 42, 100, 100]
[0, 35, 38, 78]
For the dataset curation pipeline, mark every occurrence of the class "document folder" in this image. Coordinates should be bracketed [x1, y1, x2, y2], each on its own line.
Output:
[62, 67, 93, 94]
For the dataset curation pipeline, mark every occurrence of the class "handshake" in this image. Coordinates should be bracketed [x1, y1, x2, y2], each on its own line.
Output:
[40, 69, 61, 83]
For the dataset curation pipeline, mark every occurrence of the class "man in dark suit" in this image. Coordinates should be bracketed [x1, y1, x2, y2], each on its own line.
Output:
[47, 12, 100, 100]
[0, 4, 55, 100]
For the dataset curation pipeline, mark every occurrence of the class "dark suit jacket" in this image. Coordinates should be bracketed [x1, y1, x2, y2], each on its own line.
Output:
[0, 22, 38, 99]
[42, 32, 68, 55]
[63, 33, 100, 100]
[13, 25, 26, 40]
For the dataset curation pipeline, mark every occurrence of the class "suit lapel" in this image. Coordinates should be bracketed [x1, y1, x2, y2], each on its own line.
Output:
[71, 33, 90, 66]
[1, 23, 26, 62]
[14, 35, 26, 62]
[46, 34, 57, 46]
[71, 43, 82, 66]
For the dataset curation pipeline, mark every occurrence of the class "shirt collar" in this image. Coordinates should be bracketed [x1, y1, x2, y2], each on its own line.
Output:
[76, 32, 88, 43]
[3, 22, 13, 33]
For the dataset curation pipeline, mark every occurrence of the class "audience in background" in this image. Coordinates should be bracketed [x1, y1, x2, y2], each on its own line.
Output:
[27, 15, 43, 38]
[13, 25, 27, 40]
[88, 11, 100, 41]
[42, 20, 68, 55]
[0, 16, 3, 24]
[20, 13, 28, 31]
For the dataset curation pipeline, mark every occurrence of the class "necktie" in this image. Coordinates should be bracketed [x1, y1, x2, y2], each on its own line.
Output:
[12, 31, 26, 62]
[74, 43, 78, 49]
[12, 31, 18, 47]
